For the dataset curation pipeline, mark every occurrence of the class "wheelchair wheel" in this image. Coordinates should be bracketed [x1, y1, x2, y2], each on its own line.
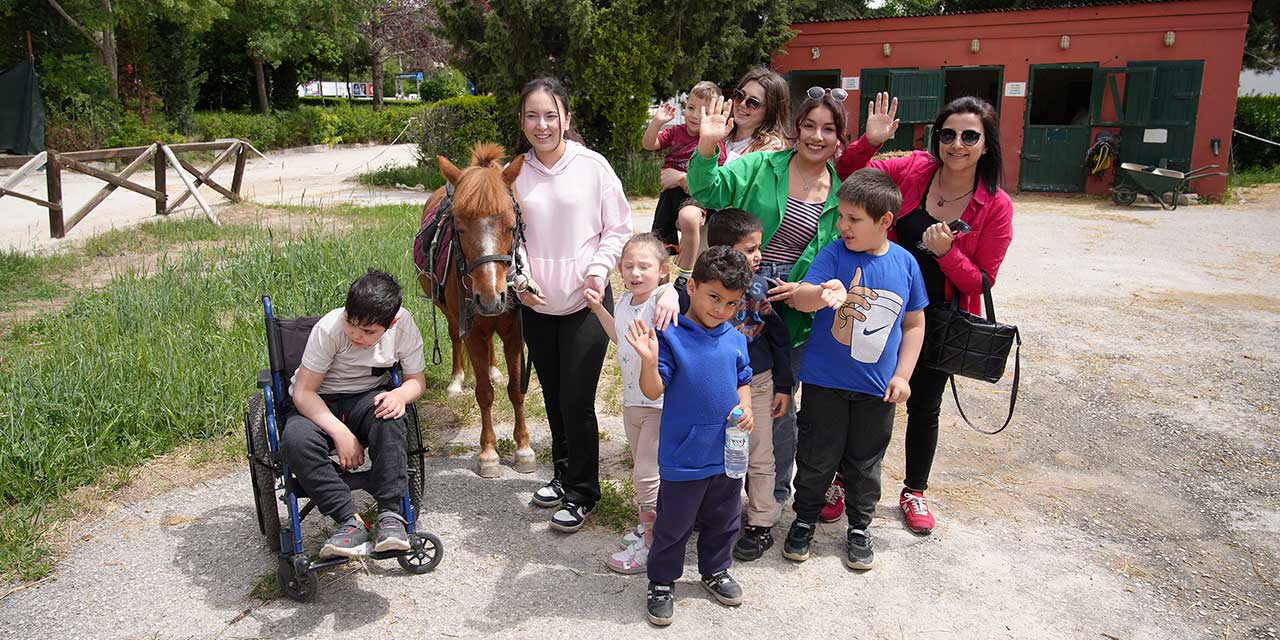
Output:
[277, 555, 318, 602]
[406, 403, 425, 512]
[246, 393, 281, 548]
[397, 532, 444, 574]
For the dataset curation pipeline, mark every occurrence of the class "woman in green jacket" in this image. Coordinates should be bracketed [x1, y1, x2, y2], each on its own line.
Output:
[686, 88, 851, 519]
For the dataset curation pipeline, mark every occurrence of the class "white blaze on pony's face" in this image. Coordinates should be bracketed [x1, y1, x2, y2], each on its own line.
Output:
[521, 90, 569, 159]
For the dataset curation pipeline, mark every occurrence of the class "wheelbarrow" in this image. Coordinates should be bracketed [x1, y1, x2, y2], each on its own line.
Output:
[1111, 162, 1227, 210]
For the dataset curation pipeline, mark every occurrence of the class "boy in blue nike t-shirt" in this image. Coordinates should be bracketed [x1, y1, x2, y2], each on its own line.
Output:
[624, 245, 754, 626]
[780, 168, 928, 571]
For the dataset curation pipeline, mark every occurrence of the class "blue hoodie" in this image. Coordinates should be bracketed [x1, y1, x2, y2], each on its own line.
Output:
[656, 317, 753, 481]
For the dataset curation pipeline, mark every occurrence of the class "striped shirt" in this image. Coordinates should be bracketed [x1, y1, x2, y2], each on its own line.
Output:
[762, 196, 824, 264]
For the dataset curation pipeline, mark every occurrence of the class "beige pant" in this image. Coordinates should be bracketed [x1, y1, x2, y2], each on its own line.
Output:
[745, 370, 778, 527]
[623, 405, 662, 509]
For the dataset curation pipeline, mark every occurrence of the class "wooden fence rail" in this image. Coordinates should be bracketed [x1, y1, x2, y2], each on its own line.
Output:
[0, 139, 248, 238]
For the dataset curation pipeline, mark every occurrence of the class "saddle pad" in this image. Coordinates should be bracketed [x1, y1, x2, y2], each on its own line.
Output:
[413, 200, 453, 299]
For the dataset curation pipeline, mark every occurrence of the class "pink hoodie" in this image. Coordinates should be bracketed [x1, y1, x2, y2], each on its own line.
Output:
[515, 140, 632, 316]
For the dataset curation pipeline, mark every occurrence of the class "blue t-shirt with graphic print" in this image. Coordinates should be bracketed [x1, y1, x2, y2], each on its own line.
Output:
[799, 239, 929, 397]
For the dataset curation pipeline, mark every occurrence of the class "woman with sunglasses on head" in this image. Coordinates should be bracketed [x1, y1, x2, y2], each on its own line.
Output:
[663, 68, 793, 280]
[833, 93, 1014, 537]
[684, 86, 852, 552]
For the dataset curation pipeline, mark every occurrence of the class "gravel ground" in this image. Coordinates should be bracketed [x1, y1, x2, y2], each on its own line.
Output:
[1, 189, 1277, 639]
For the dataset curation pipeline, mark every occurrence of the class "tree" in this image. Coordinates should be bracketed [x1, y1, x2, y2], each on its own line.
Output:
[357, 0, 450, 111]
[238, 0, 360, 112]
[1245, 0, 1279, 71]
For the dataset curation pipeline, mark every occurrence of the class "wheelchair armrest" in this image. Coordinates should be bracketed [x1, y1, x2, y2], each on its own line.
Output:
[257, 369, 273, 389]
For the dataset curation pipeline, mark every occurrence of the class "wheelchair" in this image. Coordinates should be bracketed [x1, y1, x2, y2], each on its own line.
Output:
[243, 295, 443, 602]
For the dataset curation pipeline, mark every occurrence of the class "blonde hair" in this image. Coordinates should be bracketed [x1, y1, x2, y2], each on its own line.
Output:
[688, 81, 721, 103]
[622, 232, 668, 264]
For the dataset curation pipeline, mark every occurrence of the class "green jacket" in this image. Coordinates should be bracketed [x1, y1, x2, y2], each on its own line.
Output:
[687, 147, 841, 347]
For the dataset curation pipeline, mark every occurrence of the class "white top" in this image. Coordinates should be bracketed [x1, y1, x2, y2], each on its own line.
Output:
[290, 307, 426, 395]
[614, 286, 669, 408]
[723, 136, 753, 164]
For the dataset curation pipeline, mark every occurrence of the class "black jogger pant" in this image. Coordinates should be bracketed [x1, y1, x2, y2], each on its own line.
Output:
[647, 474, 743, 583]
[904, 363, 951, 492]
[521, 290, 612, 507]
[282, 388, 408, 522]
[792, 383, 895, 531]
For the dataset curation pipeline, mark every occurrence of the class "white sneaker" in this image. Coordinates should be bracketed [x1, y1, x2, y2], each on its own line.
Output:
[620, 522, 644, 548]
[606, 539, 648, 575]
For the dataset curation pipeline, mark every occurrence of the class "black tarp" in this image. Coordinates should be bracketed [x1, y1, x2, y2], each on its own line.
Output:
[0, 60, 46, 155]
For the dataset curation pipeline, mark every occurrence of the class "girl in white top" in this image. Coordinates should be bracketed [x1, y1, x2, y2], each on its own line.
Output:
[584, 233, 672, 574]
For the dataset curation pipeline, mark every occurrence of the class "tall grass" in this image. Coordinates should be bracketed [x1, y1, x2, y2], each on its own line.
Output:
[0, 250, 77, 311]
[0, 204, 456, 580]
[618, 152, 663, 198]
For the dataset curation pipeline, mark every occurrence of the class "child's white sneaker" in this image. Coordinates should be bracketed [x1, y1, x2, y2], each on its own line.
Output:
[606, 539, 648, 575]
[620, 522, 645, 548]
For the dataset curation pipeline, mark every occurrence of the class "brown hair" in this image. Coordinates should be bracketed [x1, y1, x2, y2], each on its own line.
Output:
[514, 76, 585, 155]
[622, 232, 668, 264]
[733, 67, 792, 150]
[836, 168, 903, 222]
[688, 80, 721, 103]
[792, 94, 850, 157]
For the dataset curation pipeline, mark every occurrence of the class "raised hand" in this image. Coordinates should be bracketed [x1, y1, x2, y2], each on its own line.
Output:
[865, 92, 900, 147]
[698, 94, 735, 148]
[623, 318, 659, 363]
[653, 102, 676, 125]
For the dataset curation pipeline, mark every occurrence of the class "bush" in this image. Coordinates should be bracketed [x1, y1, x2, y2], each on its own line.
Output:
[415, 95, 505, 166]
[1234, 96, 1280, 169]
[357, 162, 445, 190]
[104, 112, 188, 148]
[418, 67, 469, 103]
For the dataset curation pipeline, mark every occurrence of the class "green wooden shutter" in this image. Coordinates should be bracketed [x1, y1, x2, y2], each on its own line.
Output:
[888, 70, 944, 124]
[1122, 67, 1155, 127]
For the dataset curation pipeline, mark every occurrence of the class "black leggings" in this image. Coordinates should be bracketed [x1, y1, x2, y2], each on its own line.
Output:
[521, 291, 612, 507]
[903, 363, 951, 492]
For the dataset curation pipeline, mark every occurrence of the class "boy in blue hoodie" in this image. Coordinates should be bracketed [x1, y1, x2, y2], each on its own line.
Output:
[624, 245, 754, 627]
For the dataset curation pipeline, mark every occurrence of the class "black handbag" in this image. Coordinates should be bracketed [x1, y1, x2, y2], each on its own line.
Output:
[920, 272, 1021, 435]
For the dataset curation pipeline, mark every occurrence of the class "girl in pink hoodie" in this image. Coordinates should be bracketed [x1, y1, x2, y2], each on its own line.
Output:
[513, 77, 635, 532]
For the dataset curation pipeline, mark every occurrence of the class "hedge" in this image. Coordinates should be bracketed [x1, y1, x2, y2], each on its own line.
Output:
[1234, 96, 1280, 169]
[413, 95, 505, 166]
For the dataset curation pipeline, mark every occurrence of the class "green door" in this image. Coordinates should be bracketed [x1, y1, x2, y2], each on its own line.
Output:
[860, 68, 919, 152]
[1117, 61, 1203, 172]
[1020, 63, 1097, 192]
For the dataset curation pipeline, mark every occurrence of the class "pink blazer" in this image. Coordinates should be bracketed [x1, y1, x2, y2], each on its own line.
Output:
[837, 135, 1014, 318]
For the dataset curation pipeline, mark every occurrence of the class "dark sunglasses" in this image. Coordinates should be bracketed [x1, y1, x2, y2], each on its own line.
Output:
[938, 128, 983, 146]
[732, 89, 763, 111]
[806, 86, 849, 102]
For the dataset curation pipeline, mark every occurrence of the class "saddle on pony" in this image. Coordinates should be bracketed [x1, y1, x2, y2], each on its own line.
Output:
[412, 184, 456, 301]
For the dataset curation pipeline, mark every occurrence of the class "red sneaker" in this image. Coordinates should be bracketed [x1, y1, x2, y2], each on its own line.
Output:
[899, 488, 935, 535]
[819, 479, 845, 523]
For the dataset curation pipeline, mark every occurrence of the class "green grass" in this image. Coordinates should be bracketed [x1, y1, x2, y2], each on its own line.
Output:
[356, 162, 444, 190]
[618, 153, 662, 198]
[589, 478, 637, 533]
[0, 250, 78, 311]
[1229, 164, 1280, 188]
[80, 218, 254, 258]
[247, 572, 282, 601]
[0, 203, 461, 581]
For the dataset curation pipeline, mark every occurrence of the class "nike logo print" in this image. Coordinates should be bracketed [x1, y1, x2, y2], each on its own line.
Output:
[862, 325, 889, 336]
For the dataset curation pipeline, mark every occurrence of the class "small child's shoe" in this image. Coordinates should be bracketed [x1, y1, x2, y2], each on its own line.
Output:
[620, 522, 644, 548]
[845, 527, 874, 570]
[646, 581, 675, 626]
[819, 479, 845, 523]
[606, 539, 648, 574]
[732, 525, 774, 561]
[320, 514, 370, 559]
[373, 510, 411, 553]
[782, 519, 814, 562]
[699, 570, 743, 606]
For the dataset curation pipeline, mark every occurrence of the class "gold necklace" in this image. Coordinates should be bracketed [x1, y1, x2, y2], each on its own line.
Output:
[934, 173, 974, 207]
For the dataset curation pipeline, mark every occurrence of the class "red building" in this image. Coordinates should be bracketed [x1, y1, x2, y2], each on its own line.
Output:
[772, 0, 1252, 198]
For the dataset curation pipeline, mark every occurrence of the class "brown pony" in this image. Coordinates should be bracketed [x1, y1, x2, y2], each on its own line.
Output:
[418, 142, 534, 478]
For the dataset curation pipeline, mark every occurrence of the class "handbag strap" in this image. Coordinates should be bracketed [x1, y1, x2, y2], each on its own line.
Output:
[949, 327, 1020, 435]
[948, 271, 997, 323]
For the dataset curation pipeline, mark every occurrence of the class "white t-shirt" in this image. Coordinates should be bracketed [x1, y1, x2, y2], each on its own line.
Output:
[614, 287, 668, 408]
[723, 136, 753, 164]
[290, 307, 427, 396]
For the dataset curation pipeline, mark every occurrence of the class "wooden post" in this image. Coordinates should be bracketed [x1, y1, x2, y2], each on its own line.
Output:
[46, 151, 64, 238]
[231, 141, 247, 200]
[154, 148, 167, 216]
[160, 143, 219, 226]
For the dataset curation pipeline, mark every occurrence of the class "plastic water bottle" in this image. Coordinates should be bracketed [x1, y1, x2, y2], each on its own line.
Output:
[724, 408, 749, 479]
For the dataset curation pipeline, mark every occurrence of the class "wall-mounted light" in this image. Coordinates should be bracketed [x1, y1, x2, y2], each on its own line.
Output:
[1164, 31, 1175, 47]
[1060, 35, 1070, 50]
[1211, 138, 1221, 156]
[810, 47, 820, 60]
[882, 43, 892, 57]
[970, 39, 980, 54]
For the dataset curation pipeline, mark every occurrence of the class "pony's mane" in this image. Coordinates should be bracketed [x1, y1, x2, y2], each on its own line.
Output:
[453, 142, 512, 220]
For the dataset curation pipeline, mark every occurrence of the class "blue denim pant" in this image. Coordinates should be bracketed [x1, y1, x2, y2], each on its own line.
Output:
[757, 260, 804, 504]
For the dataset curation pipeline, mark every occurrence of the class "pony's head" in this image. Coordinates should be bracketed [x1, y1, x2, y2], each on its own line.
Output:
[437, 142, 525, 316]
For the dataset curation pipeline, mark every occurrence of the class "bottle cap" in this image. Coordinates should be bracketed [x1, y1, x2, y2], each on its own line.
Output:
[730, 407, 744, 419]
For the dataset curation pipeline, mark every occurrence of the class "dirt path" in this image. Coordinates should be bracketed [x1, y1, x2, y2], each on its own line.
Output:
[1, 190, 1278, 639]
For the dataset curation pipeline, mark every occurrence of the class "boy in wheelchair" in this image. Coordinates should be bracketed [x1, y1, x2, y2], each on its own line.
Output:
[284, 269, 427, 559]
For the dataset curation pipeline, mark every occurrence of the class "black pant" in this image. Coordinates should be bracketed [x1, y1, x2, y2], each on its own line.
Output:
[647, 474, 742, 583]
[282, 388, 408, 522]
[792, 384, 895, 531]
[522, 293, 611, 507]
[904, 363, 950, 492]
[650, 186, 687, 248]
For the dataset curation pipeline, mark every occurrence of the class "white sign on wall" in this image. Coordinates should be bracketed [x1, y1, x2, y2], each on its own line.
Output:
[1142, 128, 1169, 144]
[1004, 82, 1027, 97]
[841, 76, 860, 91]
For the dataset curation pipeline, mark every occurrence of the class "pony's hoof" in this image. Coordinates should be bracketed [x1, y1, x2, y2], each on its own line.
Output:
[446, 380, 464, 397]
[513, 448, 537, 474]
[489, 367, 506, 384]
[477, 454, 501, 478]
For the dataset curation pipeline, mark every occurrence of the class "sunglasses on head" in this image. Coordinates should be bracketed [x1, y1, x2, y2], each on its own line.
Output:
[938, 128, 983, 146]
[732, 89, 763, 111]
[806, 86, 849, 102]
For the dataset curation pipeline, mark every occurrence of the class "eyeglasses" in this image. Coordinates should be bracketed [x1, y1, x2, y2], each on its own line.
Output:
[938, 128, 983, 146]
[732, 89, 763, 112]
[806, 86, 849, 102]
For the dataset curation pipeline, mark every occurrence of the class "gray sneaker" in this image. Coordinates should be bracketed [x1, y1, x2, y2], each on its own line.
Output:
[320, 515, 371, 559]
[374, 511, 411, 553]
